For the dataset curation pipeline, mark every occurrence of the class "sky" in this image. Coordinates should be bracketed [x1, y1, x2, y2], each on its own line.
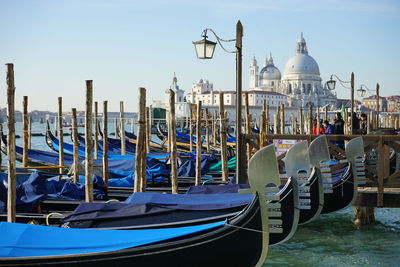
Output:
[0, 0, 399, 112]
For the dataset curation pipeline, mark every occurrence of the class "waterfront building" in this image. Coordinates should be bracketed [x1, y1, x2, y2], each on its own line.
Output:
[361, 95, 388, 112]
[249, 33, 337, 109]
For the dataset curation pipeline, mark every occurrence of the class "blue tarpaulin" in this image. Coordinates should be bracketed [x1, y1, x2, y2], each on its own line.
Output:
[0, 221, 225, 257]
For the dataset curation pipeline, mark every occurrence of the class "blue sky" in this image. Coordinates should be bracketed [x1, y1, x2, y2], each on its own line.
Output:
[0, 0, 399, 112]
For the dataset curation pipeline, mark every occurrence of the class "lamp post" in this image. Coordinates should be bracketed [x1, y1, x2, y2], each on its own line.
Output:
[326, 72, 355, 134]
[193, 21, 246, 184]
[358, 83, 380, 129]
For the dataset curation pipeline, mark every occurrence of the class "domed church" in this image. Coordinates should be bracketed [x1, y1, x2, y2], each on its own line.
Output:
[249, 33, 337, 109]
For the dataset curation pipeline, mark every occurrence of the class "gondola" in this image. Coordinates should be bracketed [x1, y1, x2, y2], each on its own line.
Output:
[61, 143, 297, 246]
[0, 145, 272, 267]
[285, 140, 323, 225]
[309, 136, 365, 214]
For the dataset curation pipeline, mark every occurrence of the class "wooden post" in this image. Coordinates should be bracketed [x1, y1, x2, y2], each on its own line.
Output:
[134, 87, 146, 192]
[212, 112, 217, 146]
[265, 103, 269, 144]
[195, 101, 202, 186]
[350, 72, 355, 134]
[28, 116, 32, 149]
[244, 92, 251, 162]
[22, 96, 28, 167]
[102, 101, 109, 186]
[120, 101, 126, 155]
[145, 107, 151, 153]
[316, 106, 320, 135]
[344, 108, 348, 135]
[299, 108, 304, 134]
[291, 114, 296, 134]
[308, 105, 313, 135]
[114, 117, 118, 138]
[324, 105, 329, 121]
[58, 97, 64, 178]
[354, 206, 375, 227]
[219, 94, 228, 182]
[274, 106, 280, 134]
[280, 104, 285, 134]
[169, 90, 178, 193]
[189, 106, 193, 153]
[94, 102, 99, 160]
[205, 108, 210, 152]
[71, 108, 79, 183]
[85, 80, 94, 203]
[376, 83, 380, 129]
[6, 63, 16, 223]
[260, 109, 266, 147]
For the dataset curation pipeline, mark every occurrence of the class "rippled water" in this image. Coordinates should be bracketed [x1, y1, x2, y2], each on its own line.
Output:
[265, 207, 400, 266]
[3, 123, 400, 266]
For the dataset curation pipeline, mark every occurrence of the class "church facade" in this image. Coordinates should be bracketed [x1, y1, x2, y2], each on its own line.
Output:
[249, 33, 337, 109]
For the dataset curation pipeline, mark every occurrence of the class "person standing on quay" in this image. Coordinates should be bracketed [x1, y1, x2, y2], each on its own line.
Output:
[333, 112, 345, 149]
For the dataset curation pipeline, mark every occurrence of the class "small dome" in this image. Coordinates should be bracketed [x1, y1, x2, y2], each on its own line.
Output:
[260, 54, 281, 80]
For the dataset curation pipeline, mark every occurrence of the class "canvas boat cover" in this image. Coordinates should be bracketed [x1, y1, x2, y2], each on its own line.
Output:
[0, 220, 225, 257]
[62, 192, 253, 223]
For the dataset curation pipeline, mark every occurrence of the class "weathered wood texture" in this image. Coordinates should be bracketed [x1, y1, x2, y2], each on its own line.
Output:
[102, 101, 109, 186]
[22, 96, 28, 167]
[134, 87, 146, 192]
[6, 63, 16, 223]
[219, 93, 228, 182]
[94, 102, 99, 160]
[85, 81, 94, 202]
[58, 97, 64, 177]
[169, 90, 178, 193]
[195, 101, 202, 186]
[120, 101, 126, 155]
[71, 108, 79, 183]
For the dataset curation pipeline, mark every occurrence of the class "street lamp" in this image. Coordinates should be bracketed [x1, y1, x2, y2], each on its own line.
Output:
[193, 21, 245, 184]
[358, 83, 380, 129]
[192, 32, 217, 59]
[326, 73, 355, 134]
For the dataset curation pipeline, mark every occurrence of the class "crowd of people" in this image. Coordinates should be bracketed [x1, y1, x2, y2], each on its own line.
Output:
[312, 112, 368, 136]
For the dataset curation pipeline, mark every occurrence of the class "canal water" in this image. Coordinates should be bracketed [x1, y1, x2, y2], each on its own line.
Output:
[2, 122, 400, 266]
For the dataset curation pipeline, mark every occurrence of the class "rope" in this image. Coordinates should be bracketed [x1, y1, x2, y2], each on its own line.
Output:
[46, 212, 63, 226]
[225, 222, 268, 234]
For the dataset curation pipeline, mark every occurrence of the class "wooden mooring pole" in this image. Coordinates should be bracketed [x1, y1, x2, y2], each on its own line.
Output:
[205, 108, 210, 152]
[102, 101, 109, 186]
[146, 107, 151, 153]
[244, 92, 251, 162]
[28, 116, 32, 149]
[22, 96, 28, 167]
[120, 101, 126, 155]
[189, 106, 193, 153]
[169, 90, 178, 193]
[85, 80, 94, 203]
[280, 104, 285, 134]
[6, 63, 16, 223]
[134, 87, 146, 192]
[219, 93, 228, 182]
[195, 101, 202, 186]
[58, 97, 64, 178]
[94, 102, 99, 160]
[71, 108, 79, 183]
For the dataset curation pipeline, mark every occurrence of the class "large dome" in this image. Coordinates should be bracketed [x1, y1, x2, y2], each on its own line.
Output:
[283, 53, 320, 75]
[283, 34, 320, 76]
[260, 55, 281, 80]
